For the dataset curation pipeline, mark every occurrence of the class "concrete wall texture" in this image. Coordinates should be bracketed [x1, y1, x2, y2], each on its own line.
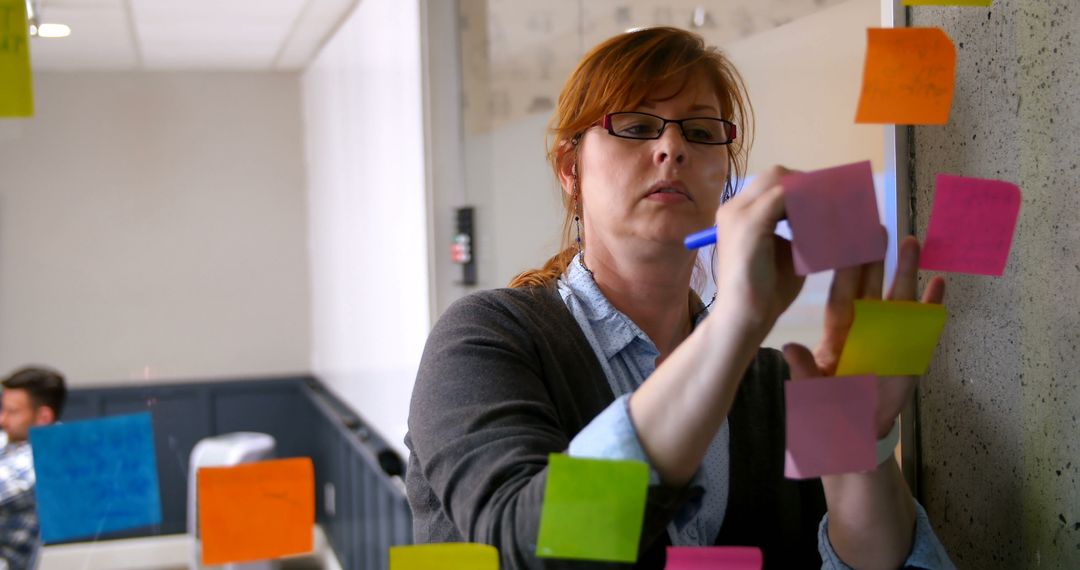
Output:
[910, 1, 1079, 567]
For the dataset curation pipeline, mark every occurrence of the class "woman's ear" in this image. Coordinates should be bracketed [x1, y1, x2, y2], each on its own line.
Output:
[555, 140, 578, 197]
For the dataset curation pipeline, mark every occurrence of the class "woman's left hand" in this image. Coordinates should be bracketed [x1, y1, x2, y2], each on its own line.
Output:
[782, 234, 946, 437]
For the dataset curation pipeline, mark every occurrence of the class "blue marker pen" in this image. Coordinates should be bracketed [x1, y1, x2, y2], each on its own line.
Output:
[684, 218, 788, 249]
[684, 226, 717, 249]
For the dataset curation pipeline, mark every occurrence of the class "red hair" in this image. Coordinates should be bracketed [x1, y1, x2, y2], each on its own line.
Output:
[509, 27, 753, 288]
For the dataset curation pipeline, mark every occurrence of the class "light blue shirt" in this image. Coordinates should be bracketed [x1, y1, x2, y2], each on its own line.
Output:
[557, 254, 955, 568]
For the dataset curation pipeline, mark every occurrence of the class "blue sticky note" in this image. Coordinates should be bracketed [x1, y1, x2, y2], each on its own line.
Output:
[30, 412, 162, 542]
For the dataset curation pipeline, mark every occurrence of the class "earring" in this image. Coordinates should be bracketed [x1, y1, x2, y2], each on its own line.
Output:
[574, 187, 592, 276]
[573, 182, 583, 255]
[721, 177, 735, 203]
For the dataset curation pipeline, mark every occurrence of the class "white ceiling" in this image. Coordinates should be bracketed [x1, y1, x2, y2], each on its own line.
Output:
[29, 0, 358, 71]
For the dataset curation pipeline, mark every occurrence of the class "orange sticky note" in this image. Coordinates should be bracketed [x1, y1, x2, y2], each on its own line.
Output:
[855, 28, 956, 125]
[1, 0, 35, 116]
[198, 458, 315, 565]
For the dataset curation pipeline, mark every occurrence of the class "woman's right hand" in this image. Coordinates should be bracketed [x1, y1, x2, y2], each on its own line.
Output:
[628, 166, 804, 485]
[711, 165, 804, 339]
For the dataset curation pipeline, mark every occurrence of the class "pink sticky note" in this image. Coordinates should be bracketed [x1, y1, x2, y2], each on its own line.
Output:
[782, 161, 887, 275]
[784, 376, 878, 479]
[666, 546, 763, 570]
[920, 174, 1021, 275]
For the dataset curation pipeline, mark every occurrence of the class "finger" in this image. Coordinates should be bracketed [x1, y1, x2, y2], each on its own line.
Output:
[859, 226, 887, 299]
[829, 265, 861, 307]
[816, 266, 861, 374]
[922, 275, 946, 304]
[727, 165, 796, 210]
[860, 260, 885, 300]
[887, 236, 920, 301]
[782, 343, 822, 380]
[773, 237, 806, 309]
[744, 183, 789, 227]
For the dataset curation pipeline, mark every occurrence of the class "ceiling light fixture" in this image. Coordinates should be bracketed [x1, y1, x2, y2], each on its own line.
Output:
[37, 23, 71, 38]
[25, 0, 70, 38]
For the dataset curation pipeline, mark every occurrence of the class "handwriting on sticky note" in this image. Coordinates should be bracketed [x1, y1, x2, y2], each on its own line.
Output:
[904, 0, 992, 5]
[782, 160, 886, 275]
[785, 376, 878, 479]
[920, 174, 1021, 276]
[198, 458, 315, 565]
[666, 546, 764, 570]
[856, 28, 956, 125]
[536, 454, 649, 563]
[835, 300, 948, 376]
[390, 543, 498, 570]
[0, 0, 34, 117]
[29, 413, 162, 543]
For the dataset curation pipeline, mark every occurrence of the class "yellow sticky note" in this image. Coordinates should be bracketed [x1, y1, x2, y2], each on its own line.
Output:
[835, 300, 947, 376]
[855, 28, 956, 125]
[389, 544, 498, 570]
[904, 0, 992, 6]
[0, 0, 34, 117]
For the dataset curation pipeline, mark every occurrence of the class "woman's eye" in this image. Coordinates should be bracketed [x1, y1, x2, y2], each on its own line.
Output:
[685, 124, 719, 140]
[618, 123, 654, 135]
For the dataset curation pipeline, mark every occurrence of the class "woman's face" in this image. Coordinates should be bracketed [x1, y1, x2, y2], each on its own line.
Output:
[575, 79, 730, 256]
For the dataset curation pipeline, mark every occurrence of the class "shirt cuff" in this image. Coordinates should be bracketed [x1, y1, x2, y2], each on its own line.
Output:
[818, 501, 957, 569]
[568, 394, 705, 490]
[568, 394, 652, 461]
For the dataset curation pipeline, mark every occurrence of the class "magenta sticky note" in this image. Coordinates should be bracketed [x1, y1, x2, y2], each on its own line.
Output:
[784, 376, 878, 479]
[782, 161, 887, 275]
[666, 546, 763, 570]
[920, 174, 1021, 276]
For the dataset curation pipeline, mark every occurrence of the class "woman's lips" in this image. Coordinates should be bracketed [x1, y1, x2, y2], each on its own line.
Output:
[645, 189, 691, 203]
[645, 180, 692, 203]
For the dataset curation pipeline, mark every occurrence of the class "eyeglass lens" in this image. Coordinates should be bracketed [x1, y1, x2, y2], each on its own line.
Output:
[608, 112, 733, 144]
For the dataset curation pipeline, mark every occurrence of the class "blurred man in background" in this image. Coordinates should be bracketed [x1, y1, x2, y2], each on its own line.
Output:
[0, 367, 67, 570]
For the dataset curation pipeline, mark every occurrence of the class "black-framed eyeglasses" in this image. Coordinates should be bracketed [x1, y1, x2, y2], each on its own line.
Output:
[601, 112, 737, 145]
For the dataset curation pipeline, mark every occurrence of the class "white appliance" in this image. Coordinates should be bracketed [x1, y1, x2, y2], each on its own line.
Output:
[187, 432, 277, 570]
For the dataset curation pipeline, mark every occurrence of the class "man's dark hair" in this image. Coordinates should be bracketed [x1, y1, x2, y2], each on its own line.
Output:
[1, 366, 67, 419]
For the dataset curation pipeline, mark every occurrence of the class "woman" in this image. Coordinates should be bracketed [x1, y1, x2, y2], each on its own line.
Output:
[405, 27, 953, 569]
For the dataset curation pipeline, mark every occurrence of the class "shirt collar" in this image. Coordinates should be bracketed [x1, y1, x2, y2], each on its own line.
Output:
[559, 254, 710, 360]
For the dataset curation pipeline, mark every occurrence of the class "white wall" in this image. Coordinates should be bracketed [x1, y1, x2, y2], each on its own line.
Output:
[302, 0, 429, 456]
[724, 0, 884, 174]
[0, 72, 311, 386]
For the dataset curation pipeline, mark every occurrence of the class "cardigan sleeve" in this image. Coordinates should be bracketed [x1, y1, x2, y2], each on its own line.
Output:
[406, 290, 695, 569]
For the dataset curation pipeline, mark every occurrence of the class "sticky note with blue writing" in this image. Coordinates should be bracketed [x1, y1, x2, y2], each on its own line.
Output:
[30, 412, 162, 542]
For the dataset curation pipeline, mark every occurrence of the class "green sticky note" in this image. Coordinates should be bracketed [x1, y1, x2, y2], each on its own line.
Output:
[0, 0, 34, 117]
[836, 300, 947, 376]
[389, 543, 498, 570]
[903, 0, 992, 5]
[536, 453, 649, 563]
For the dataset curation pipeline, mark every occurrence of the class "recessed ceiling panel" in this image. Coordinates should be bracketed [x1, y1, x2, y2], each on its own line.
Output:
[30, 4, 139, 71]
[131, 0, 307, 70]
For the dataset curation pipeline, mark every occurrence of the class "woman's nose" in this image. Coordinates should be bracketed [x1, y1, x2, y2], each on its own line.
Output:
[653, 124, 687, 165]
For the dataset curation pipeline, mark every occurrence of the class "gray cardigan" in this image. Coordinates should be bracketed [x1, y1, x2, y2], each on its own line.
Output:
[405, 287, 826, 569]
